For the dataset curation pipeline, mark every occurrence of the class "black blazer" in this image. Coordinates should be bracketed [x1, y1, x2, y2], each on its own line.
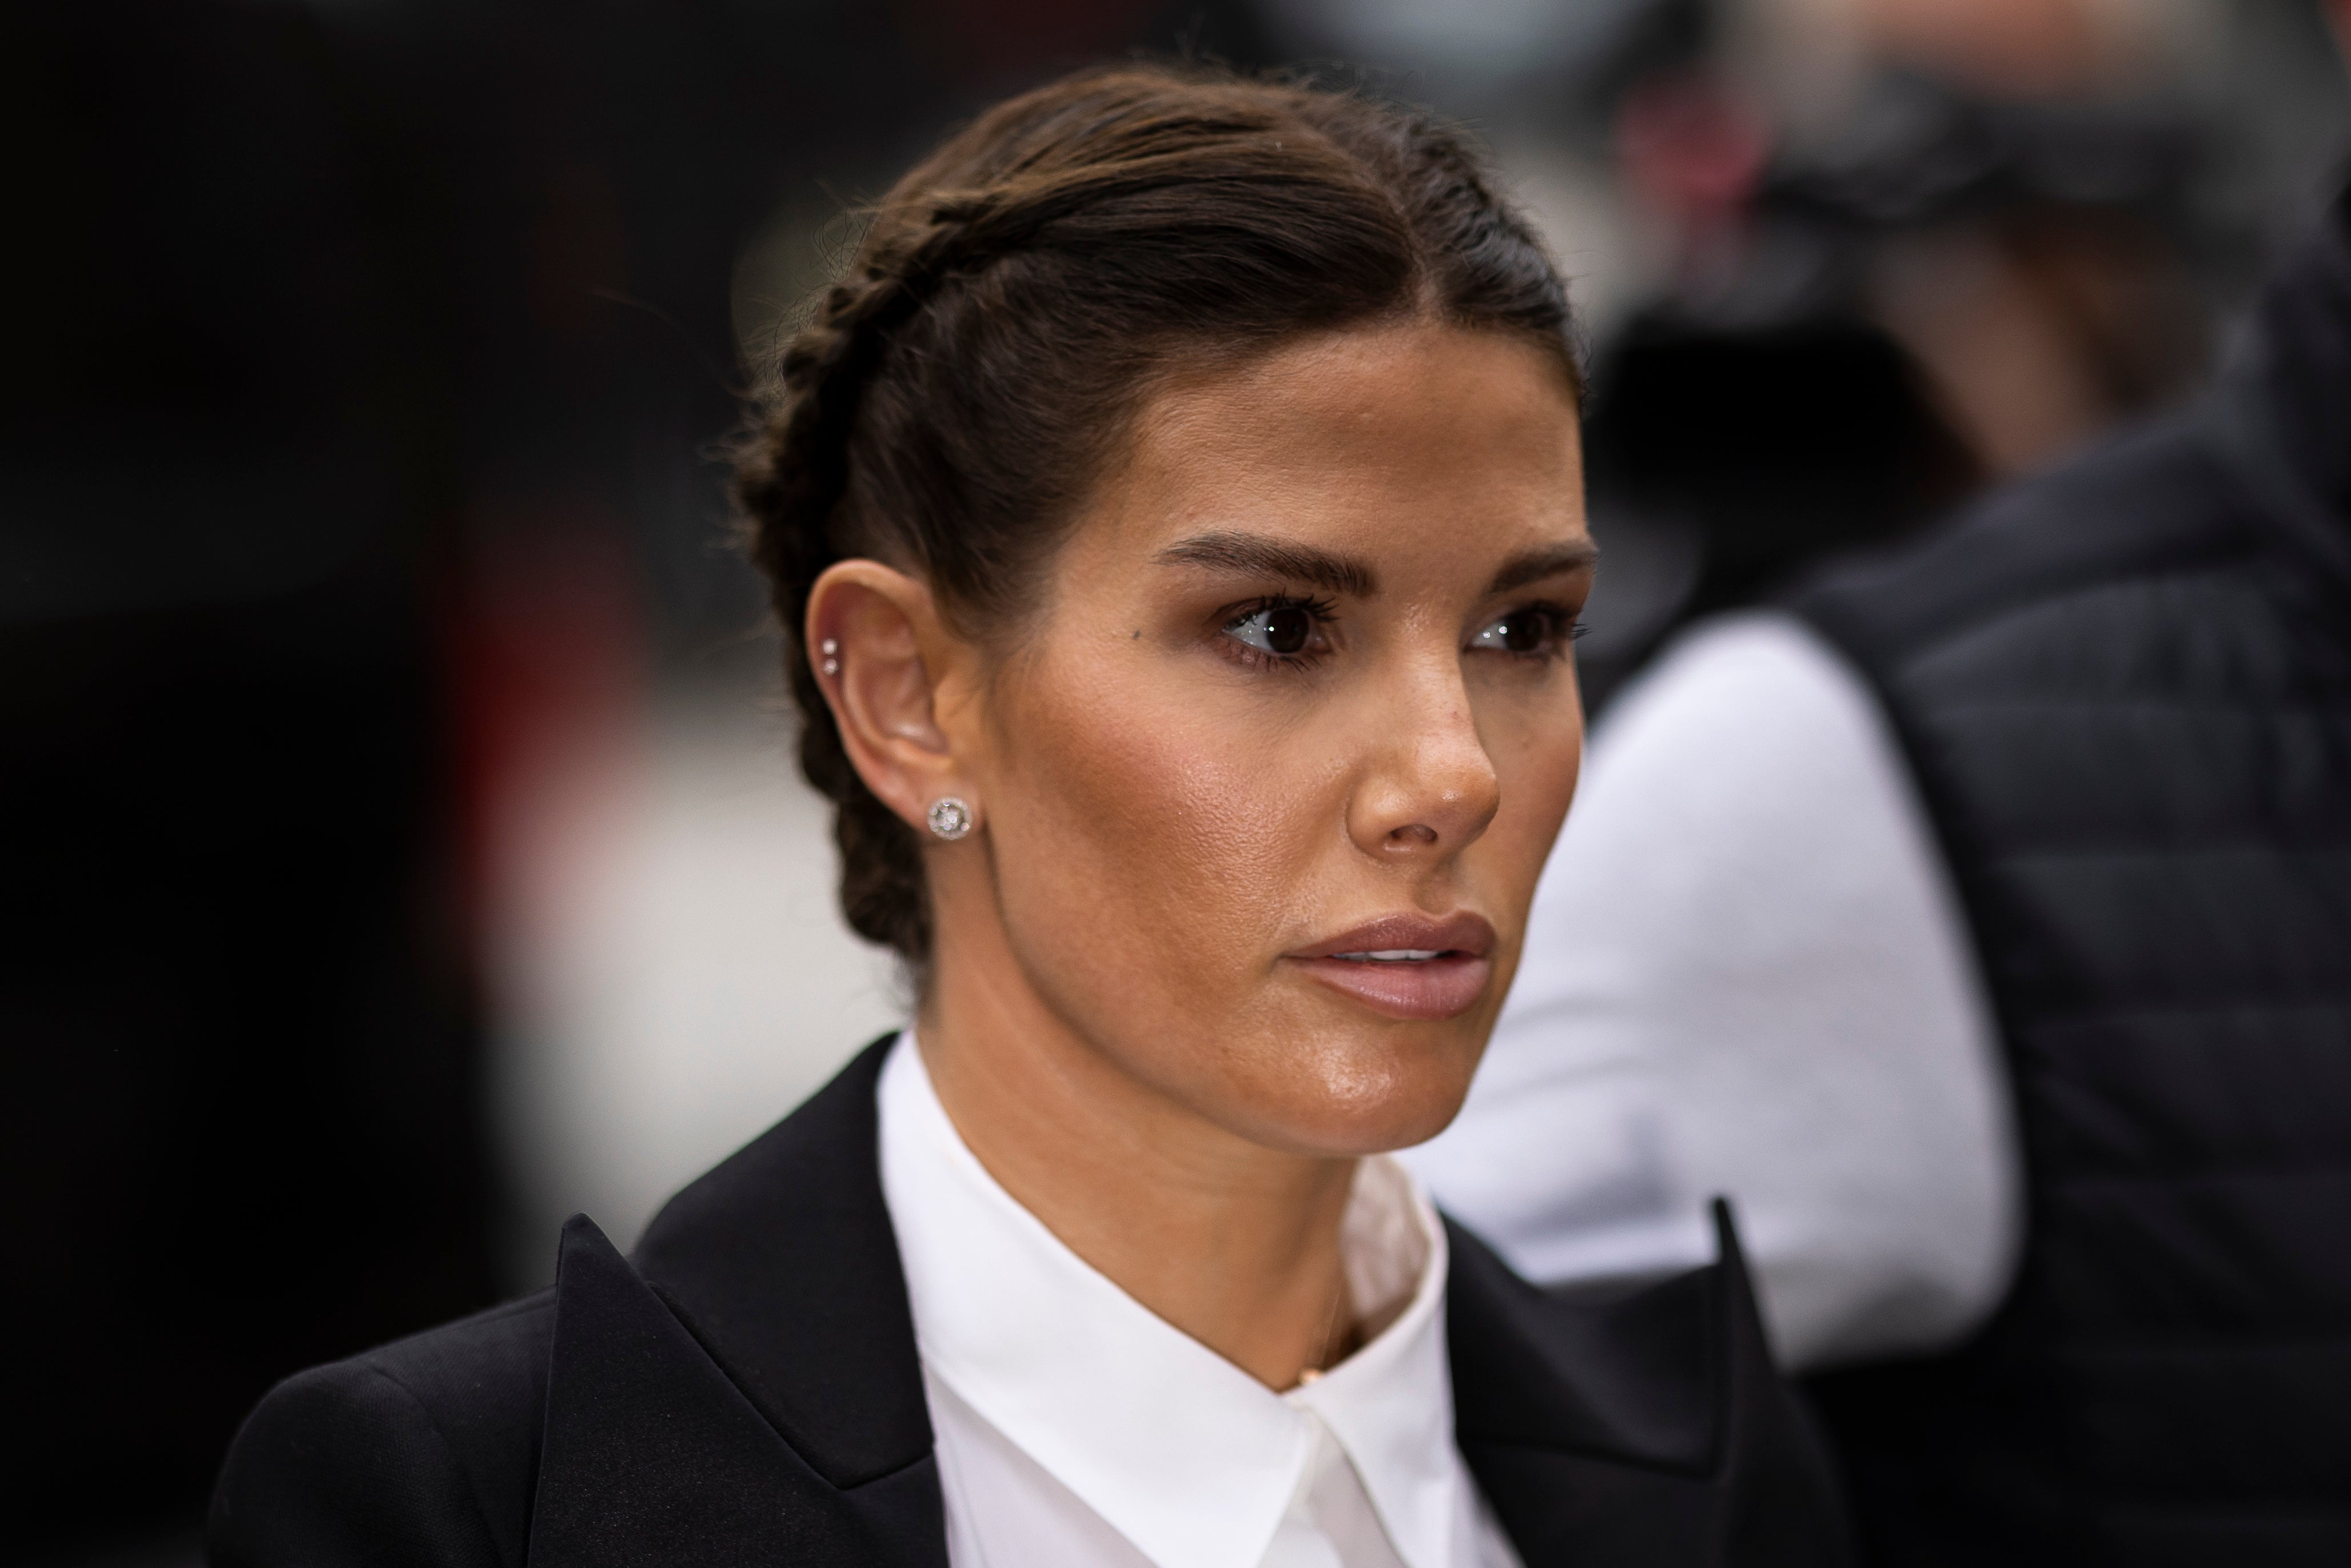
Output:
[209, 1039, 1850, 1566]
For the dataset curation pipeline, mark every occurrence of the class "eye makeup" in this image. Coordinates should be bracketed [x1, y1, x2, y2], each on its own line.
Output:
[1217, 593, 1340, 671]
[1467, 600, 1583, 662]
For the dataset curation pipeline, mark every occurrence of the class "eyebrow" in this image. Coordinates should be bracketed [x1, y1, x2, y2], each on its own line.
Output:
[1488, 540, 1600, 596]
[1154, 531, 1599, 599]
[1155, 532, 1378, 597]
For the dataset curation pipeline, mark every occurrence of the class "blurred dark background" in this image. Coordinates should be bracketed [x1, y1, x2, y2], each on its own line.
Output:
[6, 1, 2345, 1561]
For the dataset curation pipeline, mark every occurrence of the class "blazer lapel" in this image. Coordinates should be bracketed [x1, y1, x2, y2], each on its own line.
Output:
[1448, 1201, 1851, 1567]
[528, 1036, 947, 1568]
[525, 1036, 1847, 1567]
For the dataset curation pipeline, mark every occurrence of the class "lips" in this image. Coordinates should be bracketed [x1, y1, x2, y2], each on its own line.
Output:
[1286, 911, 1497, 1022]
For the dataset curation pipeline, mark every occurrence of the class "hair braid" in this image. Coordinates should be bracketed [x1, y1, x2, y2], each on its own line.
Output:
[738, 209, 995, 958]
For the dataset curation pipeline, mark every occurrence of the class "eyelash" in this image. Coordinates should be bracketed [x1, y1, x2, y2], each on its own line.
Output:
[1216, 595, 1585, 672]
[1476, 600, 1586, 664]
[1220, 594, 1340, 673]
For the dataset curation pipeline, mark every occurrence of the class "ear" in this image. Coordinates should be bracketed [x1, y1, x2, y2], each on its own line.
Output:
[805, 560, 979, 836]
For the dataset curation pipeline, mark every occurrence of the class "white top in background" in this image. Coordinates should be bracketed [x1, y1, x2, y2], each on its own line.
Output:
[876, 1034, 1522, 1568]
[1404, 611, 2025, 1371]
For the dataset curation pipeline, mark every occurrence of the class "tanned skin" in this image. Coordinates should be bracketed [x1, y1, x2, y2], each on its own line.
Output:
[806, 324, 1592, 1390]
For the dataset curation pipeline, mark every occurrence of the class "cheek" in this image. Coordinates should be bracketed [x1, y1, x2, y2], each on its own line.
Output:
[985, 650, 1337, 1004]
[1472, 692, 1585, 972]
[1496, 704, 1583, 852]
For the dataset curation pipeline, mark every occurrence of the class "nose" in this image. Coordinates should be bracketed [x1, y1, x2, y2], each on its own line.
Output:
[1346, 656, 1501, 861]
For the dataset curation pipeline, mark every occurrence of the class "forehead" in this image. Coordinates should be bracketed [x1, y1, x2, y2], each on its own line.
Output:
[1088, 323, 1587, 576]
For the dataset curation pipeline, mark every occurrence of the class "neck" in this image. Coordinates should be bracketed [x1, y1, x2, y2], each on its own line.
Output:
[917, 908, 1360, 1390]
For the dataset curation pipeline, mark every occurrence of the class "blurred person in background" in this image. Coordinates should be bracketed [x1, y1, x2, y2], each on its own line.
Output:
[206, 65, 1848, 1568]
[1412, 0, 2351, 1560]
[1567, 0, 2227, 711]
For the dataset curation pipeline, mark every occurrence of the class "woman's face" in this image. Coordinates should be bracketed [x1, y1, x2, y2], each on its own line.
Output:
[943, 322, 1591, 1156]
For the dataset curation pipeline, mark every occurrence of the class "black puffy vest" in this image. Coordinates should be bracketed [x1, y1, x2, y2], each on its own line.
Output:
[1790, 193, 2351, 1565]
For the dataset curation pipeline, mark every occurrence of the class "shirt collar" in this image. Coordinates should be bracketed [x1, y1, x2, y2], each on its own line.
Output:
[876, 1032, 1468, 1568]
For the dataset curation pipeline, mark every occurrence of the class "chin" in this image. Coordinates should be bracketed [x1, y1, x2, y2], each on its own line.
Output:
[1229, 1023, 1487, 1157]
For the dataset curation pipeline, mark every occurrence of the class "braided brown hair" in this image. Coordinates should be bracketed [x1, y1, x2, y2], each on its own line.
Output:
[736, 62, 1578, 967]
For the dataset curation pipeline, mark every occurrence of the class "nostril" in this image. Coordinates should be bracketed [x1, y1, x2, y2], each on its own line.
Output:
[1387, 823, 1439, 848]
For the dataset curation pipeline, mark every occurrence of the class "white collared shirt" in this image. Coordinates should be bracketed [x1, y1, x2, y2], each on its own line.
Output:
[876, 1034, 1524, 1568]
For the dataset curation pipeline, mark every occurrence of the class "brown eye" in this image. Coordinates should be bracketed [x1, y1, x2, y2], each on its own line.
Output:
[1226, 601, 1327, 660]
[1470, 608, 1561, 656]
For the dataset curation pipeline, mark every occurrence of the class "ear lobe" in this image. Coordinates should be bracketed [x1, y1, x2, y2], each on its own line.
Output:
[804, 560, 966, 833]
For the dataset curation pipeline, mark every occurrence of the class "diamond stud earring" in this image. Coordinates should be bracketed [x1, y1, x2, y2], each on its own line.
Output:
[819, 637, 839, 677]
[927, 797, 975, 841]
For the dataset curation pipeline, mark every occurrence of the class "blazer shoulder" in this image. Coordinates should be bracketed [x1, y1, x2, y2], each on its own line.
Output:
[209, 1288, 555, 1568]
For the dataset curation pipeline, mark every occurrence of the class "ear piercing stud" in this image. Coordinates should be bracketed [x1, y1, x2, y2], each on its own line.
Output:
[819, 638, 840, 677]
[927, 797, 975, 841]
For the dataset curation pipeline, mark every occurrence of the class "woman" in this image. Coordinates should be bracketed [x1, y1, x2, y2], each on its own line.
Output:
[210, 65, 1847, 1568]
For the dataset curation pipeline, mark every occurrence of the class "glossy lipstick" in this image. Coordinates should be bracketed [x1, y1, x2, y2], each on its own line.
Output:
[1286, 912, 1496, 1021]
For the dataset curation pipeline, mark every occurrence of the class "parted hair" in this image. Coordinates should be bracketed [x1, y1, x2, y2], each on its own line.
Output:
[736, 62, 1577, 967]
